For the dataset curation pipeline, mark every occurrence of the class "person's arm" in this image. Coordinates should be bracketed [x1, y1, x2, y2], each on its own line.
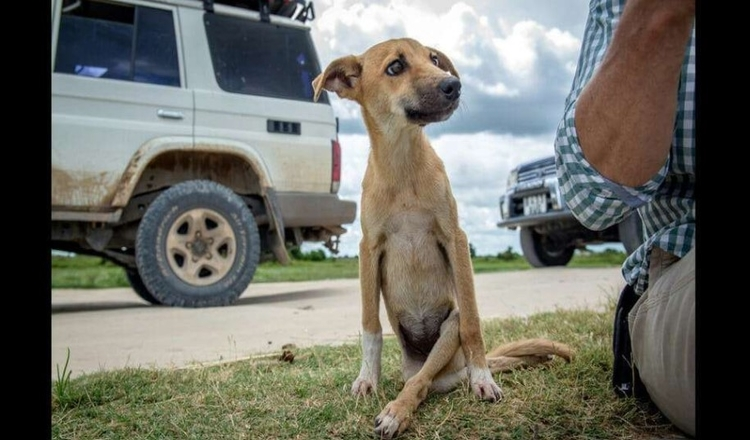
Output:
[574, 0, 695, 187]
[555, 0, 694, 232]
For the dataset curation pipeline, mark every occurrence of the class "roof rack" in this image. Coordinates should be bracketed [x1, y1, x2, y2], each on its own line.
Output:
[201, 0, 316, 24]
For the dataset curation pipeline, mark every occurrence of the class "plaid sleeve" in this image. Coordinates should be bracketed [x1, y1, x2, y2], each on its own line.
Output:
[554, 0, 668, 232]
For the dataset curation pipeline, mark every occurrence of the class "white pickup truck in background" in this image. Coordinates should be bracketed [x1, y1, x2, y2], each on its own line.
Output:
[497, 155, 643, 267]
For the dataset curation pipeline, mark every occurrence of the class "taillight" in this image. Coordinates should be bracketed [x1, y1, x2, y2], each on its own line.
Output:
[331, 138, 341, 193]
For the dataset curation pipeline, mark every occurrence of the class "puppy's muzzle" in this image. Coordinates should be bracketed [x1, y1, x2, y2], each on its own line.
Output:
[405, 76, 462, 126]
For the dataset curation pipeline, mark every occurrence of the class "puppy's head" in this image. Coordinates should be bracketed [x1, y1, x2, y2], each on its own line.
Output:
[312, 38, 460, 127]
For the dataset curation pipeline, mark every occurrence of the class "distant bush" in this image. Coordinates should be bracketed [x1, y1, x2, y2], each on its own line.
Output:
[496, 246, 520, 261]
[51, 254, 118, 269]
[290, 247, 328, 262]
[572, 247, 627, 266]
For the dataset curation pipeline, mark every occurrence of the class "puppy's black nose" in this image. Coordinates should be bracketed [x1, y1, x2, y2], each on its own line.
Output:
[439, 77, 461, 101]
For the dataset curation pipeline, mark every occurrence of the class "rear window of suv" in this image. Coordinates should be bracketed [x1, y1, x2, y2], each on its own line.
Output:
[204, 13, 329, 104]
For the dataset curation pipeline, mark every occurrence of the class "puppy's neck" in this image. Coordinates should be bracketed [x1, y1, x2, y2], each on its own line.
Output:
[362, 110, 432, 179]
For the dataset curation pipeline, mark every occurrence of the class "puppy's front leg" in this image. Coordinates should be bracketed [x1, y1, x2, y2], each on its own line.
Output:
[375, 310, 461, 439]
[351, 240, 382, 396]
[450, 230, 503, 402]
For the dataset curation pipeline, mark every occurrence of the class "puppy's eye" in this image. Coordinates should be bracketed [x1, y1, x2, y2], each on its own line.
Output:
[386, 60, 404, 76]
[430, 54, 439, 66]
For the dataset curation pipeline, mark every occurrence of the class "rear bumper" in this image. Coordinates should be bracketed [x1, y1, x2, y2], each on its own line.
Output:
[276, 192, 357, 228]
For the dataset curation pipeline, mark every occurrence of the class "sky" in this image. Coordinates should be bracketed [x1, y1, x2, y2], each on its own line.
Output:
[301, 0, 603, 258]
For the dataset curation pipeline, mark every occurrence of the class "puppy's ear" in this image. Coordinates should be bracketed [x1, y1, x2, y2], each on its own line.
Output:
[427, 47, 459, 78]
[312, 55, 362, 102]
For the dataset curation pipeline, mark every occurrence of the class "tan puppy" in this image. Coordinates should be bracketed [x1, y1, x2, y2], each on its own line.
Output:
[312, 38, 573, 439]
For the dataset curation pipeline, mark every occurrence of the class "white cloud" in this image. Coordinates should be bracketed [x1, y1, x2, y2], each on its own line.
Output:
[311, 0, 584, 137]
[492, 20, 541, 77]
[330, 99, 361, 121]
[459, 73, 518, 97]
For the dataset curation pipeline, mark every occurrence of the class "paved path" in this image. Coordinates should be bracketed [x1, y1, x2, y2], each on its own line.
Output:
[51, 267, 625, 379]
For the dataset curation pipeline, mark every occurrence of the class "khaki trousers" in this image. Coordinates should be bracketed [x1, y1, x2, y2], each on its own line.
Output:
[628, 246, 695, 436]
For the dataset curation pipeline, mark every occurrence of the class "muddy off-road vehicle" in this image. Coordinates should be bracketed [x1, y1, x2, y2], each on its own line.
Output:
[497, 155, 644, 267]
[51, 0, 356, 307]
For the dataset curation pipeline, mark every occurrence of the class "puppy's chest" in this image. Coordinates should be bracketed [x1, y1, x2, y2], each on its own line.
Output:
[363, 186, 446, 240]
[369, 208, 444, 256]
[383, 208, 435, 236]
[377, 209, 452, 291]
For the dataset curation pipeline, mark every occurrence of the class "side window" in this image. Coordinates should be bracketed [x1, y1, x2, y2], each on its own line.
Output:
[204, 13, 328, 103]
[54, 0, 180, 87]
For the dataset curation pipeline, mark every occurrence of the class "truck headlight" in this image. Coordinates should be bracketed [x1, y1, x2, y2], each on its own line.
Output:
[506, 170, 518, 188]
[500, 197, 509, 219]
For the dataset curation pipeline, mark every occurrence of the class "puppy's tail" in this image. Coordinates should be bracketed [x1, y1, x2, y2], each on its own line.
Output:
[485, 338, 574, 373]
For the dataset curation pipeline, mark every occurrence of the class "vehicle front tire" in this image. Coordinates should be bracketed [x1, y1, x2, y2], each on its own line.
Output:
[125, 268, 162, 305]
[135, 180, 261, 307]
[519, 227, 575, 268]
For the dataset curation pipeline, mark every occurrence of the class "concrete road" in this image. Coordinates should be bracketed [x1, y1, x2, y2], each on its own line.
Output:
[51, 267, 625, 380]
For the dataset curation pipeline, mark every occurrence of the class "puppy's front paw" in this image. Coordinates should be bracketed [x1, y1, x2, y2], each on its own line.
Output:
[374, 400, 411, 439]
[351, 376, 376, 396]
[469, 366, 503, 402]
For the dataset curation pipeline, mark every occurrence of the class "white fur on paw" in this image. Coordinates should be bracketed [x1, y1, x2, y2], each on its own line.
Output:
[374, 402, 409, 439]
[469, 366, 503, 402]
[374, 413, 401, 439]
[351, 377, 376, 396]
[351, 332, 382, 397]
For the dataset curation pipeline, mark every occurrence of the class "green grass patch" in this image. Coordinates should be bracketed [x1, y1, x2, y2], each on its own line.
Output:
[51, 248, 627, 289]
[51, 304, 680, 439]
[252, 258, 361, 283]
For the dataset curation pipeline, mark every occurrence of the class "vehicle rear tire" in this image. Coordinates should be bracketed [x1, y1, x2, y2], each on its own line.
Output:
[519, 227, 575, 268]
[618, 213, 645, 255]
[125, 268, 162, 305]
[135, 180, 261, 307]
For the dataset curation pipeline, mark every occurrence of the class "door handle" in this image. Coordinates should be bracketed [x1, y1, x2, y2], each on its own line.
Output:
[157, 109, 184, 120]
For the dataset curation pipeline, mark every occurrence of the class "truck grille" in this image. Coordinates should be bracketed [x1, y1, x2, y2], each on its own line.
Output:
[518, 162, 556, 183]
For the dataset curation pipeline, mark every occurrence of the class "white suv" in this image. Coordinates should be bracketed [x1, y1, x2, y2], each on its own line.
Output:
[51, 0, 356, 307]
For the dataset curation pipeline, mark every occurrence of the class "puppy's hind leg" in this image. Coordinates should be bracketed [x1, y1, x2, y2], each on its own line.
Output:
[374, 309, 461, 440]
[429, 350, 468, 394]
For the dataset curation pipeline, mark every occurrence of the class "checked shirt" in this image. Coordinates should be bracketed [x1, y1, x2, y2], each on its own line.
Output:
[554, 0, 695, 295]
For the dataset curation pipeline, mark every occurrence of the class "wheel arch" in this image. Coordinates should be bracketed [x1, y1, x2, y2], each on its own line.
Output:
[111, 137, 275, 207]
[112, 137, 290, 264]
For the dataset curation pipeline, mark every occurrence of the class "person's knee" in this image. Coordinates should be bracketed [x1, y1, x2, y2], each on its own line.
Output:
[629, 247, 695, 436]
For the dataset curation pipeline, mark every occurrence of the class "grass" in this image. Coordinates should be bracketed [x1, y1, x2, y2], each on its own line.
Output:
[50, 303, 681, 439]
[54, 348, 73, 410]
[51, 248, 627, 289]
[52, 248, 675, 439]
